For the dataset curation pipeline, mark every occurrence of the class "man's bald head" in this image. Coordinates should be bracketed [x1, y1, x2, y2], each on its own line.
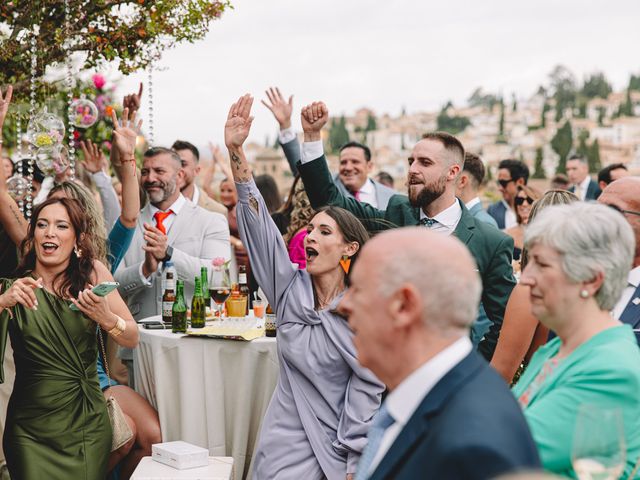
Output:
[599, 176, 640, 266]
[361, 228, 481, 333]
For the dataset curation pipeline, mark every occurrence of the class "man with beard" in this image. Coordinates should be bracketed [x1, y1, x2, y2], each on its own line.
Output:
[114, 147, 230, 385]
[297, 102, 514, 361]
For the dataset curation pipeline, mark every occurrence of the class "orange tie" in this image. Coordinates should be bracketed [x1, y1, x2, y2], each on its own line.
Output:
[153, 210, 173, 235]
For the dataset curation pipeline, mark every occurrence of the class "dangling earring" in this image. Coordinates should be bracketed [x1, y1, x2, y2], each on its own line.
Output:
[340, 255, 351, 275]
[74, 245, 82, 258]
[579, 289, 589, 299]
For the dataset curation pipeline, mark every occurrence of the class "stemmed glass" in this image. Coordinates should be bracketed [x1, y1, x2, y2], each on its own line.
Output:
[571, 404, 626, 480]
[209, 266, 231, 319]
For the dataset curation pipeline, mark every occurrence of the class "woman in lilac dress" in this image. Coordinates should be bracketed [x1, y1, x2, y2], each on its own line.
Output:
[225, 95, 384, 480]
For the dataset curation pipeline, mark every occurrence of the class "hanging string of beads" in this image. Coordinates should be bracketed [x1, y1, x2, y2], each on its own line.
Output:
[147, 63, 154, 147]
[26, 26, 39, 220]
[64, 0, 76, 179]
[16, 114, 24, 212]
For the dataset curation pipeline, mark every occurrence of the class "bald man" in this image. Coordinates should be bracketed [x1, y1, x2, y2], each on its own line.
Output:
[338, 228, 539, 480]
[599, 178, 640, 333]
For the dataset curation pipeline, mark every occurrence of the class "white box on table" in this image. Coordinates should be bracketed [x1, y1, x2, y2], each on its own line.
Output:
[151, 441, 209, 470]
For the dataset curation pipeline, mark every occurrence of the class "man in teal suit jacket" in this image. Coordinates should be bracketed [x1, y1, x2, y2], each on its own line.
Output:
[297, 101, 515, 360]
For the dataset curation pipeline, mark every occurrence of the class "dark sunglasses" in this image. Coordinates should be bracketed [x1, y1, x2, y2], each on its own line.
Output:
[496, 179, 514, 189]
[515, 196, 535, 206]
[606, 203, 640, 217]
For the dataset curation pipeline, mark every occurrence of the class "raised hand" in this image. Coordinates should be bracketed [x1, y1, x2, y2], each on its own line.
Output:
[111, 107, 142, 158]
[224, 94, 254, 149]
[0, 277, 42, 312]
[301, 101, 329, 142]
[261, 87, 293, 129]
[72, 286, 114, 327]
[122, 83, 144, 114]
[0, 85, 13, 131]
[79, 140, 107, 174]
[142, 223, 169, 261]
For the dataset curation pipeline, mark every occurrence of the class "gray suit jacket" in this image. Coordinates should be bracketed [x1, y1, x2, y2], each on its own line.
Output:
[468, 202, 499, 229]
[280, 137, 399, 209]
[114, 200, 231, 320]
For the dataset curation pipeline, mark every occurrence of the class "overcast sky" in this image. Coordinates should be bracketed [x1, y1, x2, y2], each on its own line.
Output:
[115, 0, 640, 154]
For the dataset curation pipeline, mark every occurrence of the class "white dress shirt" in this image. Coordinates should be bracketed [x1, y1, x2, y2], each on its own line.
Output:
[356, 178, 378, 208]
[191, 184, 201, 205]
[368, 337, 473, 474]
[574, 175, 591, 201]
[419, 199, 462, 236]
[139, 194, 188, 283]
[612, 266, 640, 320]
[278, 126, 297, 145]
[465, 197, 481, 210]
[502, 199, 517, 229]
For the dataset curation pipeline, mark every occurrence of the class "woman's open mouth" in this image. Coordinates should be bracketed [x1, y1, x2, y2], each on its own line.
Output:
[305, 247, 319, 263]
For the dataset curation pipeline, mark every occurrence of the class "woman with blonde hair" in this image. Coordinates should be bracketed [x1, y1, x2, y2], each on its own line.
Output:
[492, 190, 579, 383]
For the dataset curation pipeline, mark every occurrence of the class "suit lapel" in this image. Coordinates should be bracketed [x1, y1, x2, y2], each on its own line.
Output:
[453, 202, 475, 246]
[167, 202, 194, 244]
[370, 353, 485, 480]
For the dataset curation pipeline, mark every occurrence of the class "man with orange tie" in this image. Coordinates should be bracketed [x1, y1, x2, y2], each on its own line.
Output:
[114, 147, 230, 384]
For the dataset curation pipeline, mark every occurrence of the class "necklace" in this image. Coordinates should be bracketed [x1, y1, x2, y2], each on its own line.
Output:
[314, 286, 345, 310]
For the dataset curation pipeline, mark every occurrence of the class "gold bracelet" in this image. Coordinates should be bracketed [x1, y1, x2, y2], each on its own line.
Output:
[107, 315, 126, 337]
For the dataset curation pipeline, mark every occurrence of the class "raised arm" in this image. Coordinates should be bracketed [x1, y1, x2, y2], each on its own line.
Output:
[80, 139, 120, 229]
[105, 108, 143, 272]
[262, 87, 299, 175]
[110, 108, 142, 228]
[0, 85, 28, 245]
[298, 102, 388, 231]
[225, 94, 297, 307]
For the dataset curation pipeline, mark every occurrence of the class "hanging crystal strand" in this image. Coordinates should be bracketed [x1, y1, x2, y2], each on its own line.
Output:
[147, 63, 154, 147]
[64, 0, 75, 179]
[16, 114, 24, 212]
[26, 26, 39, 220]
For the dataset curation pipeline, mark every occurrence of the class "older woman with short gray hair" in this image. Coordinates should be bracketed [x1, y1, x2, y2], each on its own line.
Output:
[512, 202, 640, 479]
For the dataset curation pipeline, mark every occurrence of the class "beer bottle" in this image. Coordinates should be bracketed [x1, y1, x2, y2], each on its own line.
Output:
[265, 303, 276, 337]
[191, 276, 206, 328]
[162, 263, 176, 326]
[172, 280, 187, 333]
[200, 266, 211, 314]
[238, 265, 250, 315]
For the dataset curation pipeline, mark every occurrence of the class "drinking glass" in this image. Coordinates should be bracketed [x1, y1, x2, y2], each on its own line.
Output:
[571, 404, 626, 480]
[209, 266, 231, 319]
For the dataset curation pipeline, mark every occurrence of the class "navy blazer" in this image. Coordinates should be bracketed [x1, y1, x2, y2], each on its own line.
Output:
[487, 200, 508, 229]
[569, 178, 602, 200]
[369, 352, 540, 480]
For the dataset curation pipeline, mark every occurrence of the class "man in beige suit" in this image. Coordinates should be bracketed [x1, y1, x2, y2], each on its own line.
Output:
[172, 140, 227, 215]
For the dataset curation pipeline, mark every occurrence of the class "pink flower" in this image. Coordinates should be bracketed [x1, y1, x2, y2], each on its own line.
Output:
[92, 74, 106, 90]
[212, 257, 227, 268]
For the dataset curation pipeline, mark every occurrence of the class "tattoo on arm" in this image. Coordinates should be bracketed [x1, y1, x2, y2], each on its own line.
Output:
[248, 194, 259, 214]
[231, 152, 241, 168]
[10, 204, 24, 226]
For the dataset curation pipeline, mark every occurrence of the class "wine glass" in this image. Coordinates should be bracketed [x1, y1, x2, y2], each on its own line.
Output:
[571, 404, 626, 480]
[209, 266, 231, 319]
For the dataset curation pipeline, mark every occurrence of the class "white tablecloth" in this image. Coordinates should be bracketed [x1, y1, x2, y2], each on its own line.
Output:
[133, 317, 278, 479]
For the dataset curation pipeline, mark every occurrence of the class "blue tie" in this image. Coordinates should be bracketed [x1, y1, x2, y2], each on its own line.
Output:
[355, 404, 395, 480]
[619, 284, 640, 329]
[420, 217, 437, 227]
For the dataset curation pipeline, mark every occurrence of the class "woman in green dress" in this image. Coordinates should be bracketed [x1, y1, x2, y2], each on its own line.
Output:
[0, 196, 139, 479]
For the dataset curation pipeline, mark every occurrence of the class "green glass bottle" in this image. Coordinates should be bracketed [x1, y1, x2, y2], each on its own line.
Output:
[191, 276, 206, 328]
[172, 280, 187, 333]
[201, 266, 211, 312]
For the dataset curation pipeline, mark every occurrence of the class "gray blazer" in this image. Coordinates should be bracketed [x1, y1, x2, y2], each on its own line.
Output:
[280, 137, 399, 210]
[114, 200, 231, 320]
[468, 202, 499, 229]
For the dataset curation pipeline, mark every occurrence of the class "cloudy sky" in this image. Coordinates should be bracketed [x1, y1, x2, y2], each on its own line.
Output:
[116, 0, 640, 154]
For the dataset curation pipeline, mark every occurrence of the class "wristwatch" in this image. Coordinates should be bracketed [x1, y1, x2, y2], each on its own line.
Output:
[162, 245, 174, 262]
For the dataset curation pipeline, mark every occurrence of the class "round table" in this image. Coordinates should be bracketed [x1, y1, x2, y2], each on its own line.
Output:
[133, 316, 278, 479]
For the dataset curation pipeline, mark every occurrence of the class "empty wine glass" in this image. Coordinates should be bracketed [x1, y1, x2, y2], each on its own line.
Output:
[572, 404, 626, 480]
[209, 266, 231, 319]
